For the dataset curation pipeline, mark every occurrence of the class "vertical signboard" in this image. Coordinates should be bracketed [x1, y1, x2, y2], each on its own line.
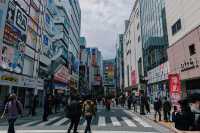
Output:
[0, 0, 9, 45]
[131, 70, 136, 86]
[168, 74, 181, 109]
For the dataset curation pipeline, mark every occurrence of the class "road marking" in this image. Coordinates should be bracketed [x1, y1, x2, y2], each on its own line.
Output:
[0, 130, 158, 133]
[122, 117, 137, 127]
[111, 117, 121, 126]
[20, 120, 40, 127]
[124, 110, 152, 127]
[37, 116, 60, 126]
[133, 115, 152, 127]
[52, 118, 68, 126]
[98, 116, 106, 127]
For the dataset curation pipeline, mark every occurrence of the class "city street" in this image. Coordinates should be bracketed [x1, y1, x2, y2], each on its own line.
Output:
[0, 106, 172, 133]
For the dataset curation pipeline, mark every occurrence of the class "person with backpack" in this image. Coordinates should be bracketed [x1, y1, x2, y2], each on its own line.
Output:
[82, 97, 96, 133]
[153, 97, 162, 122]
[1, 93, 23, 133]
[163, 97, 171, 122]
[66, 95, 81, 133]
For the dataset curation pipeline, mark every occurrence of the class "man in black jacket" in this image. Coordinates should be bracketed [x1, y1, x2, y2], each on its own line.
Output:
[163, 97, 171, 122]
[67, 95, 81, 133]
[154, 97, 162, 122]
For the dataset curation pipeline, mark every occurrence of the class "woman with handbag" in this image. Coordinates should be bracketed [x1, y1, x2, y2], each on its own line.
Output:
[1, 93, 23, 133]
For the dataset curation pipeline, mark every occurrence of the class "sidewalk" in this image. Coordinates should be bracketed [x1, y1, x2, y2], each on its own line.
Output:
[135, 109, 199, 133]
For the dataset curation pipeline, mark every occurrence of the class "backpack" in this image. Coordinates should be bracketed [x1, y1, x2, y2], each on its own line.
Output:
[83, 101, 94, 116]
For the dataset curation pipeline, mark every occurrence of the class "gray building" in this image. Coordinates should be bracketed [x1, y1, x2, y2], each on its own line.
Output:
[139, 0, 169, 99]
[116, 34, 124, 94]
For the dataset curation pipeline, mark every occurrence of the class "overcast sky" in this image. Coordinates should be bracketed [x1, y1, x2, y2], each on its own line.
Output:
[80, 0, 134, 59]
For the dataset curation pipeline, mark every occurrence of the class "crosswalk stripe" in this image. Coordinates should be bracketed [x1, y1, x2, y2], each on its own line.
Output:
[122, 117, 137, 127]
[124, 110, 152, 127]
[52, 118, 68, 126]
[98, 116, 106, 127]
[20, 120, 41, 127]
[37, 116, 60, 126]
[133, 115, 152, 127]
[111, 117, 121, 126]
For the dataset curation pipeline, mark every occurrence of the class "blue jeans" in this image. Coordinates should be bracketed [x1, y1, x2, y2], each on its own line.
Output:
[8, 119, 16, 133]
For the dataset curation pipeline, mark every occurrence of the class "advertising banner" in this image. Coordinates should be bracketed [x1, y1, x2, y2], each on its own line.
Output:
[0, 44, 24, 73]
[0, 0, 9, 45]
[92, 48, 96, 66]
[169, 74, 181, 109]
[54, 66, 69, 84]
[131, 70, 136, 86]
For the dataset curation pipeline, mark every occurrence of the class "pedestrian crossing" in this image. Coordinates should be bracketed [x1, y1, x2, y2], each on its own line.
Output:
[17, 115, 152, 128]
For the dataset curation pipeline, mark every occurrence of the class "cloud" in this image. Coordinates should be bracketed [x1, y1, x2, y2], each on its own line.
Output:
[80, 0, 134, 59]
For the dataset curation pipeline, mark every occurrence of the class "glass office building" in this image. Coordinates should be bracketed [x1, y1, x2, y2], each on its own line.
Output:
[140, 0, 169, 74]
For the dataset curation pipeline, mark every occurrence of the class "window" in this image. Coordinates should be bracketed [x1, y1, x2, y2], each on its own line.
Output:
[137, 23, 140, 30]
[189, 44, 196, 56]
[138, 35, 141, 43]
[172, 19, 182, 35]
[23, 56, 34, 76]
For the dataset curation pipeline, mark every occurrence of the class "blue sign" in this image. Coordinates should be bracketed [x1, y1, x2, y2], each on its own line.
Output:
[43, 35, 48, 46]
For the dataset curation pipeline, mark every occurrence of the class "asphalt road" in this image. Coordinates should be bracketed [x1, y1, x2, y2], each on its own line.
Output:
[0, 106, 172, 133]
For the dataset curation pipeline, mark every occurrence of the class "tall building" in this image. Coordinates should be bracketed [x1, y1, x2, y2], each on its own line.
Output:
[123, 0, 144, 96]
[166, 0, 200, 96]
[90, 48, 103, 97]
[103, 59, 116, 96]
[0, 0, 81, 111]
[116, 34, 124, 94]
[140, 0, 169, 100]
[55, 0, 81, 91]
[79, 37, 91, 96]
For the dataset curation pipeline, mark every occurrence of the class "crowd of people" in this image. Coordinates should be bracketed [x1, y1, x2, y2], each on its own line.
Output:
[1, 92, 199, 133]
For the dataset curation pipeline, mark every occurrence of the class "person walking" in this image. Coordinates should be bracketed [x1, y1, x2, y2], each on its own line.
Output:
[153, 97, 162, 122]
[132, 96, 137, 112]
[67, 95, 81, 133]
[127, 95, 133, 110]
[145, 97, 150, 114]
[82, 97, 96, 133]
[1, 93, 23, 133]
[163, 97, 171, 122]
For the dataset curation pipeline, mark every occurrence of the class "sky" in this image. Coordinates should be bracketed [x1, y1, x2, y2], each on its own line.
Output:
[80, 0, 135, 59]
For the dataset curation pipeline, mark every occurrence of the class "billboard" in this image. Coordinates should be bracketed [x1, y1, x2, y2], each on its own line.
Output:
[104, 62, 115, 86]
[0, 0, 9, 45]
[131, 70, 136, 86]
[169, 74, 181, 109]
[0, 44, 24, 73]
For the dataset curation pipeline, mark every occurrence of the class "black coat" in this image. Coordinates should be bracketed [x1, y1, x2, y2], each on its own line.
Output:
[163, 100, 171, 112]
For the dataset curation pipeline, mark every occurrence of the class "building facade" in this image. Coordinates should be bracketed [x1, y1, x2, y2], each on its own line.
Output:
[140, 0, 169, 100]
[166, 0, 200, 96]
[116, 34, 124, 94]
[0, 0, 81, 111]
[123, 0, 144, 96]
[103, 59, 116, 96]
[90, 48, 103, 97]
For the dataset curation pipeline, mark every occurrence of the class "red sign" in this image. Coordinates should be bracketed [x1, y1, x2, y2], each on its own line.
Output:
[131, 70, 137, 86]
[168, 74, 181, 109]
[54, 66, 69, 84]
